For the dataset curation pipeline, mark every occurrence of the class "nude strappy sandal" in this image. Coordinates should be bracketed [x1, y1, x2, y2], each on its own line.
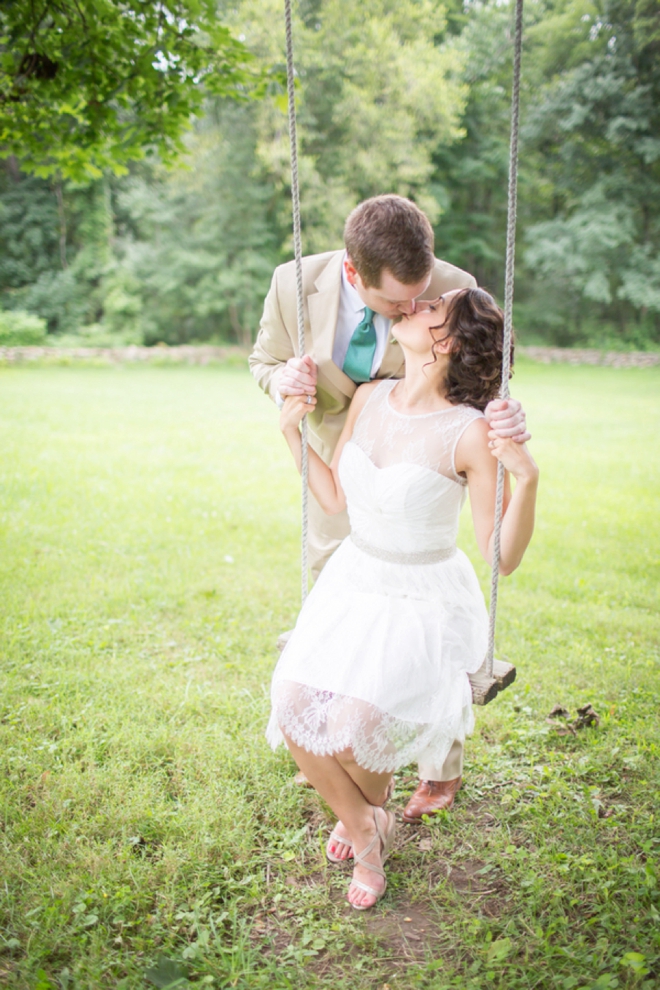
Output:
[348, 807, 396, 911]
[326, 779, 395, 865]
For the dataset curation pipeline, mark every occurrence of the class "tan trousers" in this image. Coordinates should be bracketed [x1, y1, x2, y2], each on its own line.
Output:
[307, 492, 465, 782]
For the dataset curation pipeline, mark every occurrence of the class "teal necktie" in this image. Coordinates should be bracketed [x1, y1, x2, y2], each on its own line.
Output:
[342, 307, 377, 383]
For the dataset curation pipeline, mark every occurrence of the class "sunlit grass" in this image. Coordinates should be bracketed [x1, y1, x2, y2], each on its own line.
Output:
[1, 362, 658, 990]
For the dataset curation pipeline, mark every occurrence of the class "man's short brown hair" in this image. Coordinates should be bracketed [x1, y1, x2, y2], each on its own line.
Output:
[343, 195, 435, 288]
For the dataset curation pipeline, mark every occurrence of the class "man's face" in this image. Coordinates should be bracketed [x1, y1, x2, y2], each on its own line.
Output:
[345, 258, 432, 320]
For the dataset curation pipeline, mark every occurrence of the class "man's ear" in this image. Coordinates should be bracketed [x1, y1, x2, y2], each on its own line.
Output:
[344, 256, 358, 287]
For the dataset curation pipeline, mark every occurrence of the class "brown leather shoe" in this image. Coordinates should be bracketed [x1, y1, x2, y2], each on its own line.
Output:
[402, 776, 462, 822]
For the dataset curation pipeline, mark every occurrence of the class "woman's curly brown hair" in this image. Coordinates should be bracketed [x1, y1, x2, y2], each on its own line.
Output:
[428, 287, 514, 411]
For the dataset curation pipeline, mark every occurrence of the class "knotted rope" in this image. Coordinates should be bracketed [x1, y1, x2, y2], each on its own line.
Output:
[484, 0, 524, 678]
[284, 0, 309, 602]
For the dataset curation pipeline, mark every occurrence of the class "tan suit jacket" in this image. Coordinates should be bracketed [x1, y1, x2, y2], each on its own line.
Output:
[249, 249, 476, 575]
[249, 250, 476, 462]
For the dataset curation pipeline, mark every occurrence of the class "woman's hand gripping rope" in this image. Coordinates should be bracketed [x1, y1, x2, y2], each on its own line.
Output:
[280, 393, 317, 436]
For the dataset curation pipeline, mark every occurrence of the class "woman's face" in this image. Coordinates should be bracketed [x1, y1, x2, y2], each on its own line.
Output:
[392, 288, 464, 355]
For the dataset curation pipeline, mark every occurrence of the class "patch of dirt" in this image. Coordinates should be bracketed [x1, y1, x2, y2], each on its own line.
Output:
[363, 901, 445, 961]
[249, 910, 297, 957]
[444, 861, 508, 919]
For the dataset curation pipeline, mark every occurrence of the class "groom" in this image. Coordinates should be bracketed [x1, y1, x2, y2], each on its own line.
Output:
[249, 195, 529, 821]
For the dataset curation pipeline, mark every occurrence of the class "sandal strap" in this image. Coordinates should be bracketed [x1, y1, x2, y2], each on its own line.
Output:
[328, 828, 353, 848]
[374, 811, 387, 847]
[350, 877, 387, 899]
[352, 830, 381, 868]
[353, 837, 386, 878]
[369, 806, 396, 860]
[351, 807, 393, 879]
[377, 809, 396, 864]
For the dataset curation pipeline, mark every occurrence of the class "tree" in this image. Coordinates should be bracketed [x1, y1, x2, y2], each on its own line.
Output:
[228, 0, 468, 252]
[110, 102, 281, 344]
[521, 0, 660, 342]
[0, 0, 265, 180]
[431, 0, 519, 294]
[0, 164, 116, 333]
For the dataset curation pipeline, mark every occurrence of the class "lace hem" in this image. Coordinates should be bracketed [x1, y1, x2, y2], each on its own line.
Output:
[267, 681, 474, 775]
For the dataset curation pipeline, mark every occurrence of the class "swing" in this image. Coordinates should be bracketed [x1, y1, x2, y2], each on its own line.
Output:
[280, 0, 525, 706]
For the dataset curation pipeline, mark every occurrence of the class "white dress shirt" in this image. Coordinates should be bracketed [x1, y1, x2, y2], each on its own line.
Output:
[332, 253, 391, 377]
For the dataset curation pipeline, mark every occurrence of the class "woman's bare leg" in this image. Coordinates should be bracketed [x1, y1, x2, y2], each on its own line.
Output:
[284, 735, 390, 909]
[335, 749, 392, 806]
[329, 750, 392, 861]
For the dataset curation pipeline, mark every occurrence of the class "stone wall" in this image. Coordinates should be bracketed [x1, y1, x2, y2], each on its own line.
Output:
[0, 344, 658, 368]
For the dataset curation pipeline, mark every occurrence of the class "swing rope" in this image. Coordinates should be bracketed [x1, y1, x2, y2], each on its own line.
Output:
[284, 0, 525, 675]
[484, 0, 524, 679]
[284, 0, 309, 603]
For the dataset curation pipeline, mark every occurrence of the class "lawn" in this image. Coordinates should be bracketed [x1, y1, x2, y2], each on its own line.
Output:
[0, 361, 658, 990]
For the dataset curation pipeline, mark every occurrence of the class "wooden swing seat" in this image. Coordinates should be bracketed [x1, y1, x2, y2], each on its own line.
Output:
[469, 658, 516, 706]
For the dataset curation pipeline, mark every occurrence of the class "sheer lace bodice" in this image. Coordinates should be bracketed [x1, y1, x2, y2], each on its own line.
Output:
[351, 379, 483, 478]
[339, 380, 484, 556]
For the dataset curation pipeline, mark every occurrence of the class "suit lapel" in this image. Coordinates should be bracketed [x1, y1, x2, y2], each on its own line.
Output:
[308, 252, 357, 400]
[377, 335, 405, 380]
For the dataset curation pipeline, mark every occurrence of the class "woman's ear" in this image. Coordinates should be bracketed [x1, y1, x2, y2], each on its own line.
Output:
[432, 332, 456, 355]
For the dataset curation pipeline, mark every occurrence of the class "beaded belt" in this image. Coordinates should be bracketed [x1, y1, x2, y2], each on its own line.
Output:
[350, 532, 456, 565]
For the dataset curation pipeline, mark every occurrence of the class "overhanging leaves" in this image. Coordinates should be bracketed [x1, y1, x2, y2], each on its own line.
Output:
[0, 0, 274, 179]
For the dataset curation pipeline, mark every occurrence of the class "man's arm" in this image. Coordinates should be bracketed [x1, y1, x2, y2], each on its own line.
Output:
[248, 267, 317, 400]
[248, 268, 295, 401]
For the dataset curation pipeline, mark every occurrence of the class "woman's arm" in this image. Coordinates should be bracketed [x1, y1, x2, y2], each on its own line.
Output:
[456, 418, 539, 576]
[279, 383, 377, 515]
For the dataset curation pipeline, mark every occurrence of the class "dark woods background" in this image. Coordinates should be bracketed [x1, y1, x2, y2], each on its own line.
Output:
[1, 0, 659, 350]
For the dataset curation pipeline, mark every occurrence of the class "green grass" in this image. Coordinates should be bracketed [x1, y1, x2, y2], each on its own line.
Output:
[0, 361, 658, 990]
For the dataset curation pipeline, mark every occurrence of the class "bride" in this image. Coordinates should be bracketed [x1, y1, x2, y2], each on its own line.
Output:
[266, 286, 539, 910]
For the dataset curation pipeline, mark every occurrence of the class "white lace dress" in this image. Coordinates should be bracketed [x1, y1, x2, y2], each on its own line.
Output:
[266, 380, 489, 774]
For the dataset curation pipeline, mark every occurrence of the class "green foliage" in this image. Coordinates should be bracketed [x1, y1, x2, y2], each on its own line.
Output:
[0, 308, 47, 345]
[99, 267, 145, 340]
[91, 0, 471, 344]
[518, 0, 660, 344]
[231, 0, 467, 250]
[3, 0, 660, 347]
[12, 268, 91, 337]
[0, 169, 62, 288]
[0, 362, 659, 988]
[432, 0, 515, 293]
[0, 0, 265, 181]
[113, 103, 281, 345]
[3, 180, 103, 339]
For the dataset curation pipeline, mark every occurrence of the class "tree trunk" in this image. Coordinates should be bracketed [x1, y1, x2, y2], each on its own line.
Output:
[228, 303, 250, 346]
[55, 180, 68, 270]
[5, 156, 20, 182]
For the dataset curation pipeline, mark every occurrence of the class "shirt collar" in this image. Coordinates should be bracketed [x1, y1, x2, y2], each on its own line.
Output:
[341, 251, 368, 315]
